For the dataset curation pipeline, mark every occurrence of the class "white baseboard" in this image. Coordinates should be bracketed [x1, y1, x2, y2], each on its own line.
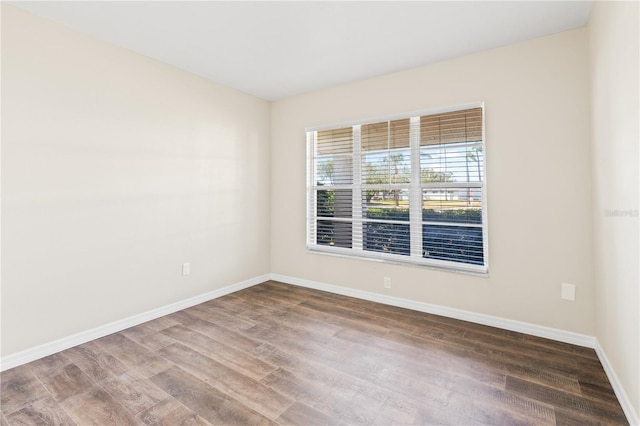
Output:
[271, 273, 639, 426]
[270, 273, 595, 347]
[594, 341, 640, 426]
[0, 274, 269, 372]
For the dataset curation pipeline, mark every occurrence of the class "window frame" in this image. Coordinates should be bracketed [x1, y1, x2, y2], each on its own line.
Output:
[306, 103, 489, 275]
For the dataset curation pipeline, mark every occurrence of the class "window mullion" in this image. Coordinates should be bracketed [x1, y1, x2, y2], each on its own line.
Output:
[352, 125, 363, 250]
[409, 117, 422, 258]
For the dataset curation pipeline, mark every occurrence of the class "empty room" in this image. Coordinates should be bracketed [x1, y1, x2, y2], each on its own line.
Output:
[1, 1, 638, 425]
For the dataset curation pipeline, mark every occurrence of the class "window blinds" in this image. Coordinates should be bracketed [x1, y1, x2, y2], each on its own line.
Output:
[307, 105, 487, 274]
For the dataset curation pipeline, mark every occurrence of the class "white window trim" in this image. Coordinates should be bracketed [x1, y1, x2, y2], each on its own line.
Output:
[306, 102, 489, 276]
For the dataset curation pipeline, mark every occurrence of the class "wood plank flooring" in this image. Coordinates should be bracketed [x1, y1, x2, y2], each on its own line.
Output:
[0, 281, 628, 425]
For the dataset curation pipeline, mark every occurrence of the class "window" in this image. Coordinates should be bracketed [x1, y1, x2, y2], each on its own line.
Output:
[306, 105, 487, 274]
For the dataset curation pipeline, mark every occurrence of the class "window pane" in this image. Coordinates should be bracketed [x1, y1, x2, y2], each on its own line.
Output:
[316, 189, 333, 217]
[317, 127, 352, 155]
[362, 119, 411, 185]
[317, 220, 352, 248]
[422, 189, 482, 224]
[421, 141, 483, 184]
[423, 225, 484, 265]
[362, 119, 410, 151]
[361, 186, 410, 256]
[316, 189, 352, 218]
[333, 189, 352, 218]
[364, 222, 410, 256]
[316, 156, 353, 186]
[362, 192, 409, 220]
[362, 150, 411, 185]
[421, 108, 482, 146]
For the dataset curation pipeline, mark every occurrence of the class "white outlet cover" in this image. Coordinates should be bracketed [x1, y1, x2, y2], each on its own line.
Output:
[561, 283, 575, 301]
[182, 263, 191, 276]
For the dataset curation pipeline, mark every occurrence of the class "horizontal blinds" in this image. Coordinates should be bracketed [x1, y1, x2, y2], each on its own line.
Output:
[316, 127, 353, 185]
[361, 118, 413, 186]
[420, 107, 483, 185]
[317, 127, 352, 155]
[420, 108, 482, 146]
[361, 118, 410, 151]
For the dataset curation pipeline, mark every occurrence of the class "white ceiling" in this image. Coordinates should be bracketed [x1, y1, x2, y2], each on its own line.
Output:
[9, 1, 593, 101]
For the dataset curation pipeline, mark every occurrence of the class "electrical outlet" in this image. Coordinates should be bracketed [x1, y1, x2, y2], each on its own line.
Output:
[561, 283, 575, 301]
[182, 263, 191, 276]
[383, 277, 391, 289]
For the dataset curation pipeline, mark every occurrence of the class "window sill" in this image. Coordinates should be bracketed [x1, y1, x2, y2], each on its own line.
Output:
[306, 245, 489, 278]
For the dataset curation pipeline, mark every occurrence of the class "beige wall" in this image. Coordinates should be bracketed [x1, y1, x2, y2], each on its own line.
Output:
[271, 28, 594, 334]
[1, 5, 271, 356]
[589, 0, 640, 416]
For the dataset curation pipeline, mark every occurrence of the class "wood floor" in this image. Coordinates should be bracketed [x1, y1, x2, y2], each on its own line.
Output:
[1, 281, 628, 425]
